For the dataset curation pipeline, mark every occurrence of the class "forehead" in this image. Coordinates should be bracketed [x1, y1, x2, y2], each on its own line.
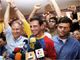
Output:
[30, 20, 39, 25]
[50, 19, 56, 21]
[58, 23, 70, 27]
[73, 31, 80, 33]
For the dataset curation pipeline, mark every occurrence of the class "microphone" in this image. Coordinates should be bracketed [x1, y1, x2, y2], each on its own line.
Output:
[8, 53, 15, 59]
[23, 39, 28, 51]
[26, 48, 36, 60]
[21, 54, 25, 60]
[15, 52, 22, 60]
[29, 37, 36, 50]
[13, 47, 24, 54]
[35, 42, 44, 60]
[12, 47, 20, 54]
[19, 48, 24, 53]
[23, 39, 28, 44]
[30, 37, 36, 43]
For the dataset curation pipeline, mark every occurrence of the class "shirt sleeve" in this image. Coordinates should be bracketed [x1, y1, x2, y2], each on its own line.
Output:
[23, 20, 32, 39]
[3, 26, 12, 35]
[44, 36, 57, 60]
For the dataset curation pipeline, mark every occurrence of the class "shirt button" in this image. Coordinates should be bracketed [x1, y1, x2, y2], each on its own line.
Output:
[62, 51, 63, 52]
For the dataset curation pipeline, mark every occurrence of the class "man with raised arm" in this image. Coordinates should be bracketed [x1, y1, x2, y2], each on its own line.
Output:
[3, 0, 28, 56]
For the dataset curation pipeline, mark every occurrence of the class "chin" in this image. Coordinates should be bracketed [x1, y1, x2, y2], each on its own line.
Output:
[60, 34, 65, 37]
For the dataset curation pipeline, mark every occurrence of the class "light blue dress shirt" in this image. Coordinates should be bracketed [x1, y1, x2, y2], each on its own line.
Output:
[3, 26, 28, 55]
[51, 35, 79, 60]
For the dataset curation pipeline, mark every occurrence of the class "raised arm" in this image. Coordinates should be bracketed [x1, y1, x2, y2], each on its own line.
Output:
[47, 0, 61, 18]
[68, 5, 77, 13]
[4, 1, 10, 30]
[10, 0, 25, 22]
[28, 3, 42, 23]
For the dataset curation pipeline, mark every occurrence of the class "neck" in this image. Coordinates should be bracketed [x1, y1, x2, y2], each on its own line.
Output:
[49, 28, 56, 32]
[14, 38, 18, 40]
[35, 31, 44, 38]
[58, 35, 68, 39]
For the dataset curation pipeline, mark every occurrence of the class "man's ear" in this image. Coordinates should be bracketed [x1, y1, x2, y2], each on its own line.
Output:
[56, 24, 58, 27]
[41, 24, 44, 29]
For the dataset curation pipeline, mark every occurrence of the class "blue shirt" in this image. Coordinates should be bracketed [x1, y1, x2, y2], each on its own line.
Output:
[3, 26, 28, 56]
[0, 45, 7, 55]
[51, 35, 79, 60]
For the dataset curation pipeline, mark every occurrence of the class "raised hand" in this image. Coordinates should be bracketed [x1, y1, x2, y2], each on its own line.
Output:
[68, 5, 76, 11]
[34, 3, 42, 10]
[6, 0, 11, 6]
[10, 0, 16, 7]
[43, 12, 48, 17]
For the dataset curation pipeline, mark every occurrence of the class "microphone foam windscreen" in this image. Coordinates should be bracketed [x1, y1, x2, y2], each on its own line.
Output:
[28, 48, 34, 52]
[35, 42, 42, 49]
[23, 39, 28, 44]
[15, 52, 22, 60]
[14, 47, 20, 52]
[9, 53, 15, 59]
[30, 37, 36, 43]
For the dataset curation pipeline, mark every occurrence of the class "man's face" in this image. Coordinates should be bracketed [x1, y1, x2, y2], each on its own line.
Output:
[12, 23, 21, 40]
[57, 23, 71, 38]
[72, 31, 80, 40]
[48, 19, 56, 29]
[0, 38, 4, 47]
[30, 20, 42, 36]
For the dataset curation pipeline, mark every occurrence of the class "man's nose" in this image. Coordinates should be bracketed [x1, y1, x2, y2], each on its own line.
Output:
[61, 28, 65, 31]
[31, 27, 34, 30]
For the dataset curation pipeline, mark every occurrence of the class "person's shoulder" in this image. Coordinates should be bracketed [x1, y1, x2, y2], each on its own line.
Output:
[21, 36, 28, 40]
[68, 36, 78, 42]
[51, 35, 57, 40]
[44, 36, 53, 44]
[68, 36, 79, 44]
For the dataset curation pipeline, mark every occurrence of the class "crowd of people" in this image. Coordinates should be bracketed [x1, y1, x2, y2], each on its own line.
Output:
[0, 0, 80, 60]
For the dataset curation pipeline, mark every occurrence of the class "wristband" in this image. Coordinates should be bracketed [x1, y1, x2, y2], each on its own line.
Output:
[12, 6, 16, 9]
[14, 9, 18, 12]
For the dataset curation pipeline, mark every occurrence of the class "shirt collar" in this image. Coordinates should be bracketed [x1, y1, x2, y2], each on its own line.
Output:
[34, 35, 45, 40]
[56, 35, 69, 43]
[14, 35, 22, 42]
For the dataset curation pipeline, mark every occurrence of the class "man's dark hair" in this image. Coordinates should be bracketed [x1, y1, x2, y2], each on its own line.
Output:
[43, 20, 48, 25]
[0, 34, 6, 41]
[49, 17, 58, 24]
[58, 16, 72, 28]
[30, 16, 43, 26]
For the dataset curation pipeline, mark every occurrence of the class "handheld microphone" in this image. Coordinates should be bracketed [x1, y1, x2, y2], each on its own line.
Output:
[29, 37, 36, 50]
[23, 39, 28, 51]
[15, 52, 22, 60]
[30, 37, 36, 43]
[21, 54, 25, 60]
[35, 42, 44, 60]
[23, 39, 28, 44]
[12, 47, 20, 54]
[9, 53, 15, 59]
[19, 48, 24, 53]
[26, 48, 36, 60]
